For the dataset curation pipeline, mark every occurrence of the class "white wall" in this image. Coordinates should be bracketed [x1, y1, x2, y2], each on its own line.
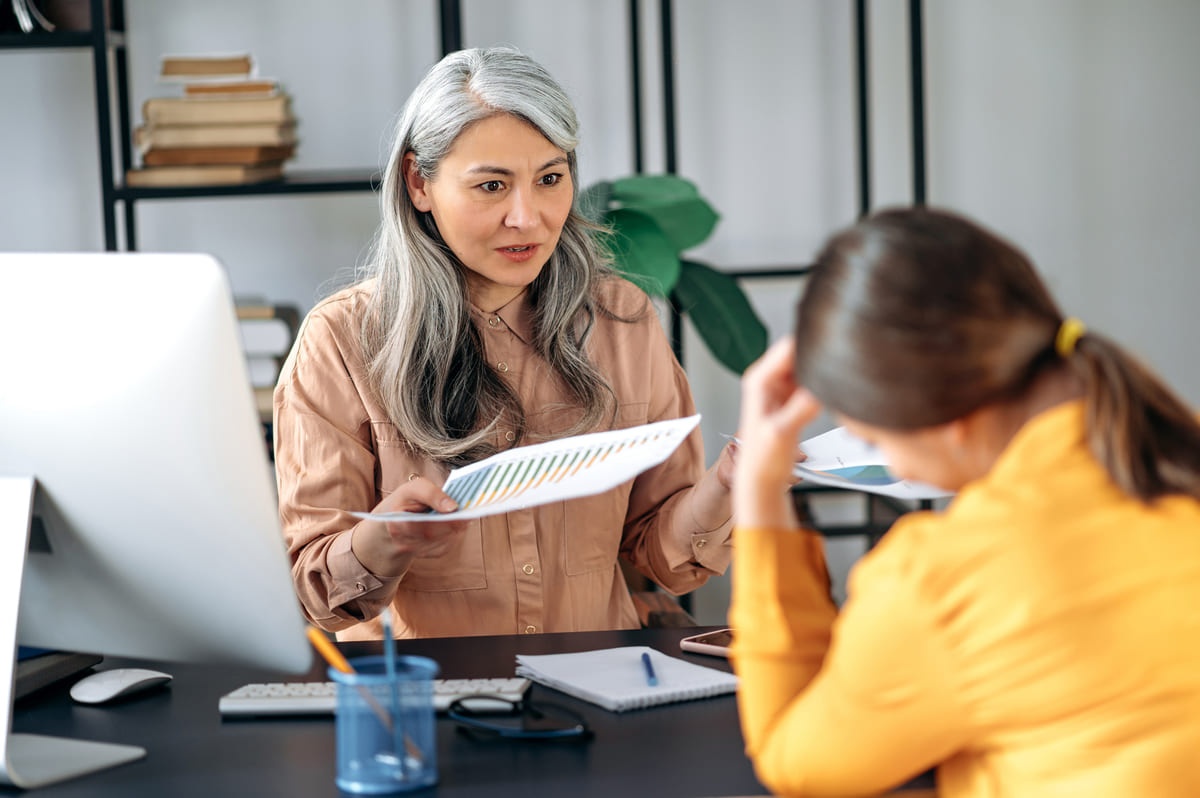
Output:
[3, 0, 1198, 623]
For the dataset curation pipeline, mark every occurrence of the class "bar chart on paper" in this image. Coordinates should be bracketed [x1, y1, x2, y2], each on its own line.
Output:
[353, 415, 701, 522]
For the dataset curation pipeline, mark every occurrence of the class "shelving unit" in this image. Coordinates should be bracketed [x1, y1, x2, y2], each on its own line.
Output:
[0, 0, 465, 251]
[1, 0, 128, 249]
[632, 0, 935, 561]
[5, 0, 933, 602]
[3, 0, 924, 257]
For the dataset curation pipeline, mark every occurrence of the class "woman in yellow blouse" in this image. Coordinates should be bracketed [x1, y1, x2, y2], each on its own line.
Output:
[730, 207, 1200, 796]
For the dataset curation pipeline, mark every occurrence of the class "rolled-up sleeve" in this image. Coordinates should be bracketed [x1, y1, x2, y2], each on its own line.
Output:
[274, 300, 401, 630]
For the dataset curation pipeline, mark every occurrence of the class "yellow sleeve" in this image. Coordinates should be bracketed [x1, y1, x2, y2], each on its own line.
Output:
[728, 525, 969, 796]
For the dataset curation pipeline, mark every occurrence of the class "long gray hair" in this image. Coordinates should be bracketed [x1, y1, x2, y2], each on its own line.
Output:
[360, 46, 622, 467]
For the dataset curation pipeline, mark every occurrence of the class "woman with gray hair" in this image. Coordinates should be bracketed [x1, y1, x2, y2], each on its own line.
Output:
[274, 46, 736, 640]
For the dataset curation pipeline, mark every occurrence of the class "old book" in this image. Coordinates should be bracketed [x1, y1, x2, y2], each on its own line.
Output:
[253, 385, 274, 424]
[134, 122, 297, 150]
[236, 304, 301, 356]
[160, 53, 254, 79]
[236, 303, 302, 325]
[142, 94, 293, 127]
[183, 79, 280, 97]
[142, 144, 295, 167]
[125, 163, 285, 187]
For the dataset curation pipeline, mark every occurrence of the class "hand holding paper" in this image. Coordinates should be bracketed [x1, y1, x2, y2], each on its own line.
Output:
[353, 416, 701, 522]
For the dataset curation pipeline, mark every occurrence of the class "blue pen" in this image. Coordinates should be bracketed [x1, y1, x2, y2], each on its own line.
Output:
[380, 612, 411, 775]
[641, 651, 658, 687]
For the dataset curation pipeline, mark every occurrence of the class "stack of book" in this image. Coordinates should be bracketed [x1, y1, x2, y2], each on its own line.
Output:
[126, 53, 297, 188]
[235, 300, 302, 424]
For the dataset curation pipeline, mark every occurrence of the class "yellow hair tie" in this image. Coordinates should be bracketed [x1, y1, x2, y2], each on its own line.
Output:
[1055, 317, 1087, 358]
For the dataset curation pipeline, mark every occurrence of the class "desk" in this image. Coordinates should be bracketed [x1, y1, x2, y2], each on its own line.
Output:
[10, 627, 934, 797]
[9, 628, 757, 797]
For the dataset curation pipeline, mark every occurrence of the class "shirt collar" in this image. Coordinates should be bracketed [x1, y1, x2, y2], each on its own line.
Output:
[983, 399, 1086, 488]
[469, 288, 535, 345]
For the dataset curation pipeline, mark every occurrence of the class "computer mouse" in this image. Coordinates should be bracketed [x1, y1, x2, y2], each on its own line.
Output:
[69, 667, 173, 705]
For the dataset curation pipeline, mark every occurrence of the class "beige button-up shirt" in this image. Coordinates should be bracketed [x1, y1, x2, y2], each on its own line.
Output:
[274, 276, 732, 640]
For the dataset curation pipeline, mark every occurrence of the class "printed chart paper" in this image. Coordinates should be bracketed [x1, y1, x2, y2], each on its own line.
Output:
[794, 426, 954, 501]
[353, 415, 701, 522]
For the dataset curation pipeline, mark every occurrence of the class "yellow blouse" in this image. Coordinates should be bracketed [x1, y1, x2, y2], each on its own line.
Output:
[274, 276, 732, 640]
[730, 401, 1200, 796]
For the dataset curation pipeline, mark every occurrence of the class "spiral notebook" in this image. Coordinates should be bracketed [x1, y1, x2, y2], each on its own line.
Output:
[514, 646, 739, 712]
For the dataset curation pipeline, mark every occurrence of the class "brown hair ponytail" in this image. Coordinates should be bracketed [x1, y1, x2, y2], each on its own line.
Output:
[795, 207, 1200, 503]
[1064, 330, 1200, 501]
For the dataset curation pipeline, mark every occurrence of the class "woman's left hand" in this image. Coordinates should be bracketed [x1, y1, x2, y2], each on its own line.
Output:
[733, 337, 822, 529]
[714, 437, 738, 491]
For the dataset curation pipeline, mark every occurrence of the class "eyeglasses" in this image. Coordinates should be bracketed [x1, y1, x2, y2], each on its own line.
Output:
[446, 696, 593, 742]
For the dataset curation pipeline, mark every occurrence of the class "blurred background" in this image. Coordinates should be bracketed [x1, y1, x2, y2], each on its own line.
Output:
[3, 0, 1198, 622]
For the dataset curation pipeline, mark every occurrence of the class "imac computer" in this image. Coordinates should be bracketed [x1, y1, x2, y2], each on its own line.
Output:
[0, 252, 312, 788]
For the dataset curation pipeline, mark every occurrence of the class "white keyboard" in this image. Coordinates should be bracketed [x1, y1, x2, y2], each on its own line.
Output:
[219, 677, 531, 717]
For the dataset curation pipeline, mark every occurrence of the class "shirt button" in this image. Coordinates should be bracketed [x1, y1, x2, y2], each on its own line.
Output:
[408, 472, 419, 481]
[524, 625, 537, 634]
[696, 538, 708, 549]
[522, 563, 535, 575]
[505, 430, 516, 442]
[355, 582, 365, 592]
[487, 316, 499, 327]
[496, 361, 509, 372]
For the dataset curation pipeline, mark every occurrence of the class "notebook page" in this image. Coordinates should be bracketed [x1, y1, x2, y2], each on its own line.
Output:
[515, 646, 738, 712]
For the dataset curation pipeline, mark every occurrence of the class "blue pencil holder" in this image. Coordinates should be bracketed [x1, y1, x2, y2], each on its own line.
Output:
[329, 655, 439, 794]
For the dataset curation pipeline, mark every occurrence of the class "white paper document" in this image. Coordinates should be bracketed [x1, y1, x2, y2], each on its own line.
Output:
[352, 415, 700, 522]
[795, 426, 954, 501]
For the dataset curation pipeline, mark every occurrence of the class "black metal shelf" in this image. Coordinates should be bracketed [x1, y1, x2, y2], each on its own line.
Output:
[5, 0, 459, 250]
[114, 169, 382, 201]
[0, 30, 119, 47]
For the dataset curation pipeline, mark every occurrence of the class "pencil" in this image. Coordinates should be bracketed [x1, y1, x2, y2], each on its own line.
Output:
[307, 626, 393, 730]
[305, 625, 424, 765]
[306, 626, 354, 674]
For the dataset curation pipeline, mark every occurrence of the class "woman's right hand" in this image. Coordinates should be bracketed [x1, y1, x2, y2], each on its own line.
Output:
[350, 476, 470, 578]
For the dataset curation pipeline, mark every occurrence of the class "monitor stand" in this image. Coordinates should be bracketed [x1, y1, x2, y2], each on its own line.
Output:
[0, 477, 145, 789]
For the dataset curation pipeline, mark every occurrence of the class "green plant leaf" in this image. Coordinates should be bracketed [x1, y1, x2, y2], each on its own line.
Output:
[608, 176, 719, 252]
[610, 174, 701, 204]
[674, 260, 768, 374]
[606, 208, 681, 296]
[635, 197, 719, 253]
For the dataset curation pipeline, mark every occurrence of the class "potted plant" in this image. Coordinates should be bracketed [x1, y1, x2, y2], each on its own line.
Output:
[581, 174, 767, 375]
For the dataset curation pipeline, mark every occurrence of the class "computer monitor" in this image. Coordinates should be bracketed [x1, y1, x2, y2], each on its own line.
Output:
[0, 252, 312, 788]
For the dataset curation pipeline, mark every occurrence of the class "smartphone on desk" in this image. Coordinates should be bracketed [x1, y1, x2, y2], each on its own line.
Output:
[679, 628, 733, 658]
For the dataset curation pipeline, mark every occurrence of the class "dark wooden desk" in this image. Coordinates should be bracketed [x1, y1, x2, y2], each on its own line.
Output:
[9, 627, 765, 797]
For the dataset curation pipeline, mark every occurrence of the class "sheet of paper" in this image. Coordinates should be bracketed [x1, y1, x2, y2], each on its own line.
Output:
[795, 426, 954, 500]
[353, 415, 701, 522]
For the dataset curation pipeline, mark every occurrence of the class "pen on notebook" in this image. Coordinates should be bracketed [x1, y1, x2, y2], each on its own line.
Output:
[641, 651, 659, 687]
